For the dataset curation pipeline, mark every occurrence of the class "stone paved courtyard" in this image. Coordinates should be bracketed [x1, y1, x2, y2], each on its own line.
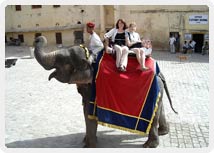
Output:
[4, 46, 209, 148]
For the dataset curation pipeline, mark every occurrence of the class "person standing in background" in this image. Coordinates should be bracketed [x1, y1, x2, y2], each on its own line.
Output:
[169, 34, 176, 53]
[182, 41, 189, 54]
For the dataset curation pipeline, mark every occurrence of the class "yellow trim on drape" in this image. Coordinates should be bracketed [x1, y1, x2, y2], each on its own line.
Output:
[96, 105, 150, 122]
[88, 92, 160, 135]
[88, 52, 161, 135]
[135, 73, 155, 130]
[146, 92, 161, 134]
[95, 51, 105, 80]
[98, 121, 147, 136]
[91, 51, 105, 116]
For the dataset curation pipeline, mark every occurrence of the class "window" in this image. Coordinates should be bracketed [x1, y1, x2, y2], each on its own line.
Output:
[35, 33, 42, 38]
[15, 5, 21, 11]
[55, 32, 62, 44]
[74, 31, 84, 44]
[32, 5, 42, 9]
[53, 5, 60, 8]
[18, 34, 24, 43]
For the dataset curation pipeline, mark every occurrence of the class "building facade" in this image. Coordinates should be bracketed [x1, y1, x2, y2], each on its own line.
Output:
[5, 5, 209, 52]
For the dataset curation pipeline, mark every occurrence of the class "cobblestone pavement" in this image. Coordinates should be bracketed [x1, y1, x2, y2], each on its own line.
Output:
[4, 46, 209, 148]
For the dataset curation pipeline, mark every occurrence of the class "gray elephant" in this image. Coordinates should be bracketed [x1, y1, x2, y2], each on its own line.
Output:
[34, 36, 177, 148]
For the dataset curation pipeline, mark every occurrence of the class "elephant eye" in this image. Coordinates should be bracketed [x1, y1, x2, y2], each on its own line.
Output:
[73, 68, 77, 73]
[67, 64, 76, 73]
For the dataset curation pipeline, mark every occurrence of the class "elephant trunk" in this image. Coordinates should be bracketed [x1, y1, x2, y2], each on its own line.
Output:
[48, 70, 57, 81]
[34, 36, 57, 70]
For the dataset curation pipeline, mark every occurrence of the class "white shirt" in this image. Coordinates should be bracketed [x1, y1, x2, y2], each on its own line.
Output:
[89, 32, 104, 55]
[169, 37, 176, 45]
[104, 28, 128, 42]
[128, 31, 141, 43]
[190, 40, 196, 48]
[183, 42, 189, 48]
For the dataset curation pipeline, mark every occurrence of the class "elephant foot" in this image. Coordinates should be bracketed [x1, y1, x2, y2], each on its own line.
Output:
[82, 135, 86, 143]
[83, 135, 98, 142]
[83, 143, 96, 148]
[158, 124, 169, 136]
[142, 138, 159, 148]
[83, 141, 97, 148]
[82, 135, 97, 148]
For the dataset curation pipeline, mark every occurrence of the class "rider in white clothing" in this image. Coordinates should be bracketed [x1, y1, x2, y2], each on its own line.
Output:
[89, 32, 104, 55]
[127, 22, 152, 71]
[104, 19, 129, 72]
[86, 22, 104, 63]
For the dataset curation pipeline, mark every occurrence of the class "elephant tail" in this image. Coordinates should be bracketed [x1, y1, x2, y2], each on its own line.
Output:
[159, 72, 178, 114]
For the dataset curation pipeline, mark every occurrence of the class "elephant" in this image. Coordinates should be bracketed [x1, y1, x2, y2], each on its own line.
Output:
[34, 36, 177, 148]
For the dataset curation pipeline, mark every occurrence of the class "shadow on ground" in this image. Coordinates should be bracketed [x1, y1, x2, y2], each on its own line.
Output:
[6, 130, 147, 148]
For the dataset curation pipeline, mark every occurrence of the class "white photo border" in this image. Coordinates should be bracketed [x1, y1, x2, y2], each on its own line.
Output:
[1, 0, 213, 153]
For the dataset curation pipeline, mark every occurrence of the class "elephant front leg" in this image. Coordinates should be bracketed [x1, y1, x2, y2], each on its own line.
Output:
[83, 101, 98, 148]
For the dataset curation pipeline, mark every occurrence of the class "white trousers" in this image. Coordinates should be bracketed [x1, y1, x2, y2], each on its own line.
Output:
[114, 45, 129, 68]
[170, 44, 175, 53]
[140, 47, 152, 56]
[131, 47, 152, 68]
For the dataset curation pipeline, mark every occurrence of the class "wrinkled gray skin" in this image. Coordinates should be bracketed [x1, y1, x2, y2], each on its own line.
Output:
[34, 36, 177, 148]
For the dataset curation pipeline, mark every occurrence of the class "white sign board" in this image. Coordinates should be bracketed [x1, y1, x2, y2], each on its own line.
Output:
[204, 34, 209, 40]
[189, 15, 208, 24]
[184, 33, 192, 40]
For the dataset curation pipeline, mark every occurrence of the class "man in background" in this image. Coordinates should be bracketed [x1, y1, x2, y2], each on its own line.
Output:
[169, 34, 176, 53]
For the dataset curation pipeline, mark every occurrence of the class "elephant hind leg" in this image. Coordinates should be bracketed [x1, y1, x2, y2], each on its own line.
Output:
[158, 123, 169, 136]
[158, 99, 169, 136]
[143, 103, 160, 148]
[143, 77, 163, 148]
[142, 138, 159, 148]
[142, 117, 160, 148]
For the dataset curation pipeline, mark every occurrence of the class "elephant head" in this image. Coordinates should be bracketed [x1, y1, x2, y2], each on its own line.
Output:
[34, 36, 93, 84]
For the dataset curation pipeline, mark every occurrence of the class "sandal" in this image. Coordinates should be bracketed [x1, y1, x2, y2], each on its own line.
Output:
[118, 66, 126, 72]
[121, 66, 126, 72]
[141, 67, 149, 71]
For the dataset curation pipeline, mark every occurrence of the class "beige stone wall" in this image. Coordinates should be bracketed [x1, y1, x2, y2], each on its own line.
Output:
[117, 5, 209, 50]
[5, 5, 102, 46]
[5, 6, 13, 32]
[5, 5, 101, 31]
[5, 5, 209, 51]
[6, 30, 81, 47]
